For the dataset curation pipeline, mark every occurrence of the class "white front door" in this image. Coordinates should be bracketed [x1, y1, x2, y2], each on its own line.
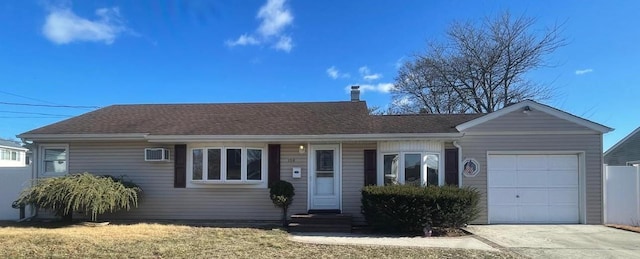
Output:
[308, 144, 341, 211]
[488, 154, 580, 224]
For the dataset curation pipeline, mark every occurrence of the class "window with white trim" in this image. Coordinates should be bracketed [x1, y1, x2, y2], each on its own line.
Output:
[382, 152, 440, 186]
[0, 149, 20, 161]
[40, 145, 68, 176]
[190, 146, 264, 183]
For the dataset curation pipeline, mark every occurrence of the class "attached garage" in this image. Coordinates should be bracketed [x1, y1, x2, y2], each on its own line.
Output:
[455, 100, 612, 224]
[488, 154, 581, 224]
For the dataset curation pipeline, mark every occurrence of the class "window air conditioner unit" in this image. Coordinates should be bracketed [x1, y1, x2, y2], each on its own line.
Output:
[145, 148, 170, 161]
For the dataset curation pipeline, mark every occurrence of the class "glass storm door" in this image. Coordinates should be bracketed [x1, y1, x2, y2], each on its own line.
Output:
[309, 144, 340, 210]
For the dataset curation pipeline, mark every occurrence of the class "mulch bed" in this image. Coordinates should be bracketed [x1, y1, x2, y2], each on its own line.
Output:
[352, 226, 469, 237]
[606, 224, 640, 233]
[431, 227, 468, 237]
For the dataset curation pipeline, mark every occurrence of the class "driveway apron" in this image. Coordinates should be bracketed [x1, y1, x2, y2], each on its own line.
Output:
[465, 225, 640, 258]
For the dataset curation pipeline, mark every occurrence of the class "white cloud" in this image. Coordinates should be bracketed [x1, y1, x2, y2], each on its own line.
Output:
[226, 0, 294, 52]
[257, 0, 293, 37]
[363, 74, 382, 81]
[392, 96, 413, 107]
[226, 34, 260, 47]
[575, 68, 594, 75]
[394, 57, 405, 69]
[274, 35, 292, 52]
[42, 7, 127, 45]
[344, 83, 394, 94]
[359, 66, 383, 81]
[327, 66, 339, 79]
[326, 66, 350, 79]
[359, 66, 371, 75]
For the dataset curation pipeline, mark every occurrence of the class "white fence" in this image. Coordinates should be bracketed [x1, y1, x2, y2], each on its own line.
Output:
[604, 165, 640, 225]
[0, 166, 31, 220]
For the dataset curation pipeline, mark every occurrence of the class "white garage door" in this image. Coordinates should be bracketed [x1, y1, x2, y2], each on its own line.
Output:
[488, 154, 579, 224]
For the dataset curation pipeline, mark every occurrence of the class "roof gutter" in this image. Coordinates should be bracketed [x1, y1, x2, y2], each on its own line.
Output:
[145, 133, 465, 143]
[19, 132, 466, 143]
[0, 145, 28, 151]
[18, 133, 150, 142]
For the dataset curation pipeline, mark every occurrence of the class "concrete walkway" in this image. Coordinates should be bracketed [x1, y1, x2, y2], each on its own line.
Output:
[289, 232, 498, 251]
[464, 225, 640, 258]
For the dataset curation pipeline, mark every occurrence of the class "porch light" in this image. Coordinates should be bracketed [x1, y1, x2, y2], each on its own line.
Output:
[299, 145, 305, 154]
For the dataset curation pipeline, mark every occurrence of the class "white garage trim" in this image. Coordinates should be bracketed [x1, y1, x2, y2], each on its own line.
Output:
[486, 151, 586, 224]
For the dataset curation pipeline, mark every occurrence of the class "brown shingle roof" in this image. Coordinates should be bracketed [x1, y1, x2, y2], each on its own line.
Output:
[22, 102, 372, 135]
[21, 101, 484, 136]
[371, 114, 483, 133]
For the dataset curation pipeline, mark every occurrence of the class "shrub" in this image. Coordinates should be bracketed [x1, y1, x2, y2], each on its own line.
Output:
[361, 185, 479, 233]
[14, 173, 142, 222]
[269, 180, 295, 227]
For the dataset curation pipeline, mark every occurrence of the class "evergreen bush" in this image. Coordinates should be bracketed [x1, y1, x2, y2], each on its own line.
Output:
[14, 172, 142, 222]
[361, 185, 479, 233]
[269, 180, 295, 227]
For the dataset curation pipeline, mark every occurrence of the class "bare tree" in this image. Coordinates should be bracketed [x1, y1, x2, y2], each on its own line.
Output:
[391, 12, 564, 114]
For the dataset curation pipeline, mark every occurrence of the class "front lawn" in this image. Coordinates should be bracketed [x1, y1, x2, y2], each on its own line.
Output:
[0, 223, 517, 258]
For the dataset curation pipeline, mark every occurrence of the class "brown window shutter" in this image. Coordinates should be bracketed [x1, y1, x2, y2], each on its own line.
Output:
[364, 149, 377, 186]
[268, 144, 281, 187]
[444, 148, 459, 186]
[174, 144, 187, 188]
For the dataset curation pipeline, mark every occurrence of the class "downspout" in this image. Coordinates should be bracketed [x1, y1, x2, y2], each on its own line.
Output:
[453, 141, 462, 187]
[22, 139, 38, 221]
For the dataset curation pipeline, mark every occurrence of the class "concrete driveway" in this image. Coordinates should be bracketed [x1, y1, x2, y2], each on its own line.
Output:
[465, 225, 640, 258]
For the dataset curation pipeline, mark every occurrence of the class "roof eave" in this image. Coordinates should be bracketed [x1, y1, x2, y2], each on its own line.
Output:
[145, 133, 465, 143]
[0, 144, 28, 151]
[19, 133, 464, 143]
[19, 133, 150, 142]
[456, 100, 614, 133]
[604, 126, 640, 156]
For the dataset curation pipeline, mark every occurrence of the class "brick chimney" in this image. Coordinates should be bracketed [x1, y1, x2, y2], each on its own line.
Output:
[350, 86, 360, 102]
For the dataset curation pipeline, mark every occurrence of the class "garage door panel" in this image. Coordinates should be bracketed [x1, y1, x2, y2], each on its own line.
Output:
[547, 155, 578, 170]
[517, 171, 549, 187]
[548, 206, 579, 223]
[489, 188, 518, 205]
[517, 155, 548, 170]
[548, 171, 578, 187]
[549, 188, 579, 204]
[488, 154, 579, 224]
[489, 155, 517, 170]
[489, 170, 516, 186]
[518, 189, 549, 205]
[491, 206, 518, 223]
[519, 205, 549, 222]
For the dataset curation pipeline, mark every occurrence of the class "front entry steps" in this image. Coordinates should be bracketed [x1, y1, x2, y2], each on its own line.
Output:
[288, 213, 352, 233]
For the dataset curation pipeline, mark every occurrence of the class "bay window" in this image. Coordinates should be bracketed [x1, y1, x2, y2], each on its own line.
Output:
[382, 152, 440, 186]
[190, 146, 264, 183]
[383, 154, 399, 185]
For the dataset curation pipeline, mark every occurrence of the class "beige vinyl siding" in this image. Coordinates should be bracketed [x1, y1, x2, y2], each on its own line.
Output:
[465, 109, 594, 132]
[67, 142, 280, 221]
[342, 142, 376, 224]
[279, 144, 308, 216]
[459, 134, 603, 224]
[62, 142, 371, 221]
[604, 132, 640, 165]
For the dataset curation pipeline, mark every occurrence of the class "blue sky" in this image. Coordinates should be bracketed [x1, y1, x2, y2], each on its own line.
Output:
[0, 0, 638, 150]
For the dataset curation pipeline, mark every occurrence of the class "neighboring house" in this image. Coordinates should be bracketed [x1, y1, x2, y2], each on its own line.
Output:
[0, 139, 30, 220]
[0, 139, 28, 167]
[19, 87, 612, 224]
[604, 127, 640, 166]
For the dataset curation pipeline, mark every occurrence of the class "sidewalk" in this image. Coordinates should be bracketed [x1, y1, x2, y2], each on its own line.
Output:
[289, 232, 497, 251]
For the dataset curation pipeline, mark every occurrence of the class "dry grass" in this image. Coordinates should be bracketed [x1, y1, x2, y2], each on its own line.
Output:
[0, 223, 519, 258]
